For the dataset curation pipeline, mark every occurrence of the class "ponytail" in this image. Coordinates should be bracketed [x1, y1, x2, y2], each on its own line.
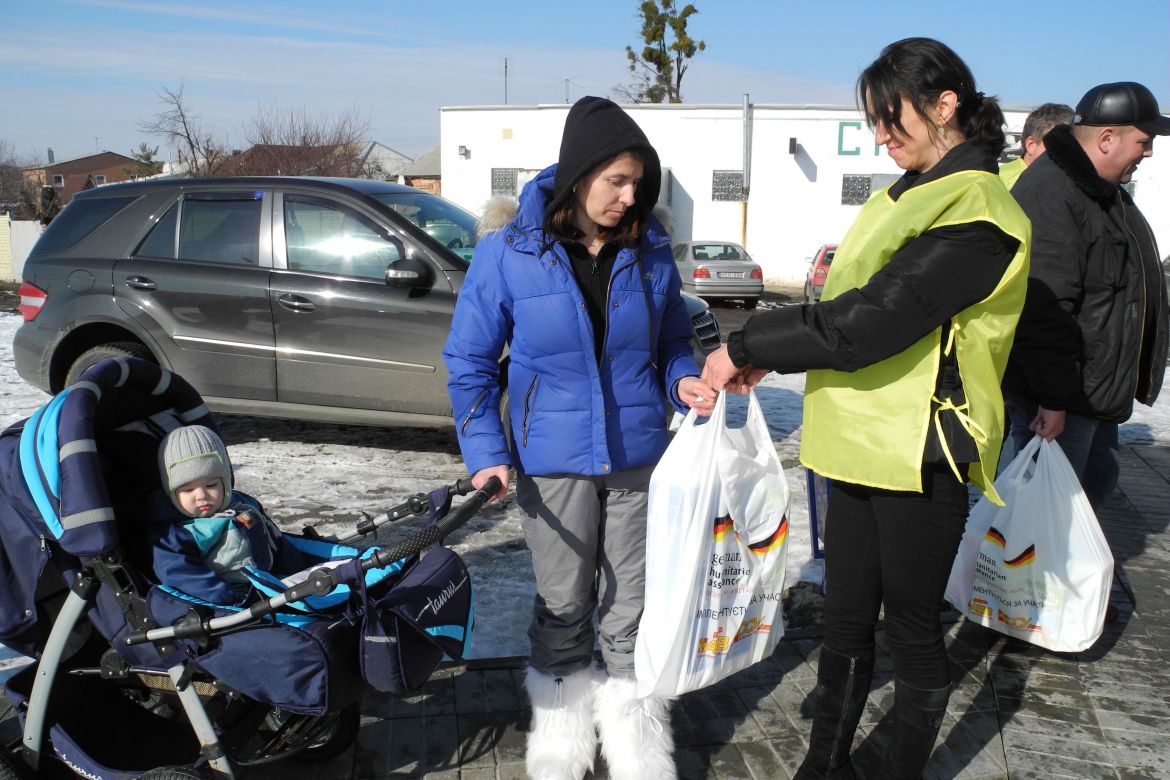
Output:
[957, 90, 1007, 157]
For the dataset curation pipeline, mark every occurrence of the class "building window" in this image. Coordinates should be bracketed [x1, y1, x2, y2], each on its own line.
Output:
[94, 174, 106, 185]
[491, 168, 519, 196]
[841, 175, 871, 205]
[52, 174, 64, 187]
[711, 170, 745, 201]
[840, 173, 900, 205]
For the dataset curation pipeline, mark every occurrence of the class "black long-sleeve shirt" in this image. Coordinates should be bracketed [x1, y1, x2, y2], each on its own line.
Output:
[561, 239, 621, 363]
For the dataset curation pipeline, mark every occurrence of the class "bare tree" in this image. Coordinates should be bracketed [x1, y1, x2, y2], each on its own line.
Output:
[138, 83, 227, 177]
[138, 83, 378, 178]
[230, 104, 374, 177]
[619, 0, 706, 104]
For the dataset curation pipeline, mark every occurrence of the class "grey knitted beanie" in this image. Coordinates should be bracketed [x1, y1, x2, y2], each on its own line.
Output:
[159, 425, 233, 514]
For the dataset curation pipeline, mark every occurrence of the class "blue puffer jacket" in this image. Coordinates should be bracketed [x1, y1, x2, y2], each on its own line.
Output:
[444, 165, 700, 477]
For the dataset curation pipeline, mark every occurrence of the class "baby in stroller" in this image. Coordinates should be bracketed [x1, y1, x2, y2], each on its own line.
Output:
[154, 424, 283, 606]
[0, 357, 499, 779]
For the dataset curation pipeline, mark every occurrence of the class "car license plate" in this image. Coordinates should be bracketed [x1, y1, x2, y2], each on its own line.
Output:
[717, 271, 745, 279]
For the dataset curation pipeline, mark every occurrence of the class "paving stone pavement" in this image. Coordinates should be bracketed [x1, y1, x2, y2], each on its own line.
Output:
[5, 443, 1170, 779]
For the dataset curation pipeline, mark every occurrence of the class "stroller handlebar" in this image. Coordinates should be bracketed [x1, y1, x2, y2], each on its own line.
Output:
[324, 474, 482, 545]
[124, 476, 502, 648]
[369, 475, 498, 567]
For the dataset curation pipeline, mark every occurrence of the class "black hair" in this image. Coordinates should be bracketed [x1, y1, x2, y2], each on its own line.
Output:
[857, 37, 1006, 156]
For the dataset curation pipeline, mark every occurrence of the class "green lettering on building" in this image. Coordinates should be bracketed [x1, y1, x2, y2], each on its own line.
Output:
[838, 121, 862, 156]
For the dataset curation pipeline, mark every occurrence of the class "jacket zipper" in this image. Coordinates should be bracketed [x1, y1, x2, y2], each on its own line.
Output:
[521, 376, 539, 447]
[601, 249, 644, 364]
[460, 388, 489, 436]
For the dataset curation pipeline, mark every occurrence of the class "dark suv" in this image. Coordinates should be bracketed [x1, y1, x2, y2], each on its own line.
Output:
[15, 177, 720, 428]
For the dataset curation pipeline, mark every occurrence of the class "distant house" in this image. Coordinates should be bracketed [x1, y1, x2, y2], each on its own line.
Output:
[212, 144, 353, 177]
[212, 142, 413, 179]
[399, 145, 441, 194]
[360, 142, 413, 180]
[22, 151, 152, 205]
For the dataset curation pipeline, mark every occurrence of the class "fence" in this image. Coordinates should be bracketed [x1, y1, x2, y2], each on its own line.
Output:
[0, 214, 41, 282]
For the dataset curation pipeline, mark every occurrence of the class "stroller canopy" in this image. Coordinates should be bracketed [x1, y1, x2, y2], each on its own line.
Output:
[12, 357, 218, 558]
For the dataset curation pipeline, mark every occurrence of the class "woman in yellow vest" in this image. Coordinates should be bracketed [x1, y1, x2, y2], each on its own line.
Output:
[703, 38, 1030, 778]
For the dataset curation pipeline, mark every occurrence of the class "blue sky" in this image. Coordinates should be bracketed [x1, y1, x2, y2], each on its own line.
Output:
[3, 0, 1168, 164]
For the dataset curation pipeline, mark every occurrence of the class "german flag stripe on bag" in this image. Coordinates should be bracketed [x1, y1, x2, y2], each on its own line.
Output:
[746, 516, 789, 556]
[1004, 545, 1036, 568]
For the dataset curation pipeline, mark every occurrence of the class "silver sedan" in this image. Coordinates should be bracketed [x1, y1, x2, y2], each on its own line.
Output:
[671, 240, 763, 309]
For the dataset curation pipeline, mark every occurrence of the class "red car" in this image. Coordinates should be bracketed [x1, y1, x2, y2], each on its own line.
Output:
[804, 244, 837, 303]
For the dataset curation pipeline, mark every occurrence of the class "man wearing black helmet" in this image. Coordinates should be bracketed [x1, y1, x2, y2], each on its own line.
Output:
[1003, 81, 1170, 510]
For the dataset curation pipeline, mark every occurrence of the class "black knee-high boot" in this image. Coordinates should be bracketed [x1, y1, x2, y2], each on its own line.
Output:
[794, 645, 875, 779]
[879, 679, 951, 780]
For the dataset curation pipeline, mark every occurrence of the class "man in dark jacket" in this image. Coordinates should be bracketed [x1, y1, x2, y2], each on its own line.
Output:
[1003, 81, 1170, 509]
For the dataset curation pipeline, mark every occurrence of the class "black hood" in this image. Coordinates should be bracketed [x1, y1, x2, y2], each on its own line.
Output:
[551, 96, 661, 209]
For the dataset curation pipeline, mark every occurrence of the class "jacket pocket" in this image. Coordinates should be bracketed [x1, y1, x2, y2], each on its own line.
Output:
[521, 376, 540, 448]
[459, 388, 490, 436]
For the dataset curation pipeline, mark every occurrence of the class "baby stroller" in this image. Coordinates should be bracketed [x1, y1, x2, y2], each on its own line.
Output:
[0, 357, 500, 779]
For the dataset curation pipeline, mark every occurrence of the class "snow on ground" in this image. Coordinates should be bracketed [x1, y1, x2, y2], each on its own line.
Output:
[4, 311, 1170, 659]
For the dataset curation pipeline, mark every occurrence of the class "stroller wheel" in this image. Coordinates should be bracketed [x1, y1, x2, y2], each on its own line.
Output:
[137, 768, 207, 780]
[294, 702, 360, 763]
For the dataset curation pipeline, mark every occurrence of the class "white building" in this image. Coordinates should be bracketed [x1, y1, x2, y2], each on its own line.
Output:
[440, 102, 1170, 285]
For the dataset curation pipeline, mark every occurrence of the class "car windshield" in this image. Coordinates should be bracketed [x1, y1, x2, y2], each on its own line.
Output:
[691, 243, 746, 262]
[370, 191, 478, 265]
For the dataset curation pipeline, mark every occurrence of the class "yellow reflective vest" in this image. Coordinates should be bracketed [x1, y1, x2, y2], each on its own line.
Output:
[801, 169, 1031, 504]
[998, 157, 1026, 190]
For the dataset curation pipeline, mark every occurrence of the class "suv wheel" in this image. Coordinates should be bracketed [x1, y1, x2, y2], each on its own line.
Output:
[65, 342, 156, 386]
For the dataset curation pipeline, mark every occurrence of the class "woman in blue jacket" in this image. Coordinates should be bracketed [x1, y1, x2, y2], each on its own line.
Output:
[443, 96, 715, 780]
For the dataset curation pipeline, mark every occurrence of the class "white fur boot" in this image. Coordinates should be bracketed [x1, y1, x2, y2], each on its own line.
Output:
[594, 675, 678, 780]
[524, 666, 599, 780]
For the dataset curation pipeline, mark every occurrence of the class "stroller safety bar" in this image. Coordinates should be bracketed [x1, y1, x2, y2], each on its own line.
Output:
[124, 476, 502, 647]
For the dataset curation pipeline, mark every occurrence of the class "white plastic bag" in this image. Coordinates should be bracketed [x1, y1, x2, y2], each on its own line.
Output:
[636, 390, 790, 697]
[945, 436, 1114, 652]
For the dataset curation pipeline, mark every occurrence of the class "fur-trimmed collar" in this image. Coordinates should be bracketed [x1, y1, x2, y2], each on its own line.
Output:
[1042, 124, 1118, 204]
[476, 196, 519, 239]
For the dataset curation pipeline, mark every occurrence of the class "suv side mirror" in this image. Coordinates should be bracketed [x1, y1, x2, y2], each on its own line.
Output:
[385, 255, 433, 288]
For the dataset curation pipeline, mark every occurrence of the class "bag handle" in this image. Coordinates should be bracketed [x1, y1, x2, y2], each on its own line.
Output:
[674, 390, 729, 437]
[999, 434, 1043, 487]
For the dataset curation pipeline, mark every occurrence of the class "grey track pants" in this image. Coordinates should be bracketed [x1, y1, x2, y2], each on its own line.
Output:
[516, 464, 654, 679]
